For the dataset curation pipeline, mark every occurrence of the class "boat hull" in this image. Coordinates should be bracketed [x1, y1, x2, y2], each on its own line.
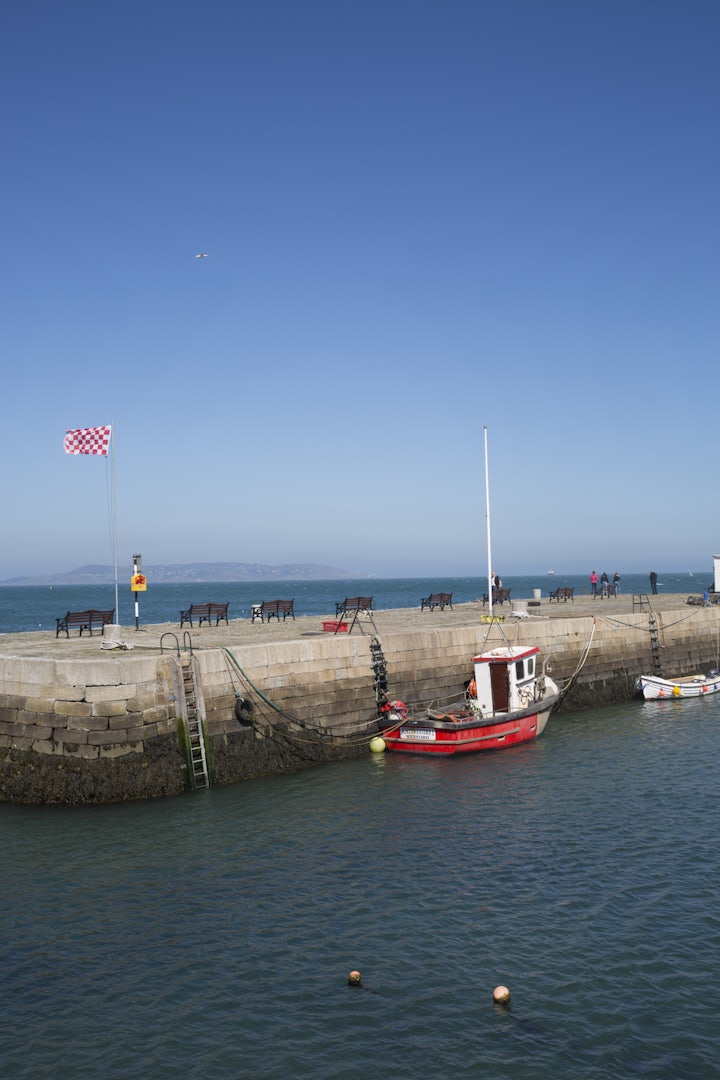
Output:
[640, 675, 720, 700]
[381, 698, 560, 755]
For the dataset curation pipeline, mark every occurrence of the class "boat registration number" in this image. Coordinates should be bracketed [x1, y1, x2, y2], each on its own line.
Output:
[400, 728, 436, 741]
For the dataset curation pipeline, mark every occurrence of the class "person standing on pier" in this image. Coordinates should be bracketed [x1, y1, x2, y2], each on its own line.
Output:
[590, 570, 598, 597]
[649, 570, 658, 594]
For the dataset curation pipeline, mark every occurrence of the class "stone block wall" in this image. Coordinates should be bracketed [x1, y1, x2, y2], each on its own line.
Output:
[0, 652, 186, 803]
[1, 605, 718, 803]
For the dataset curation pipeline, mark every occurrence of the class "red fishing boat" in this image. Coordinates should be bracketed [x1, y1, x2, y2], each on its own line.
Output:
[380, 644, 561, 755]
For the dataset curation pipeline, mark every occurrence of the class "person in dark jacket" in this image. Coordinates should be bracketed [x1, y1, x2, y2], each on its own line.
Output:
[649, 570, 658, 594]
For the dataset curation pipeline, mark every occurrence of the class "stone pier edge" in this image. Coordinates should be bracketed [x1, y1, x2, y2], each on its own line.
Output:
[0, 606, 717, 803]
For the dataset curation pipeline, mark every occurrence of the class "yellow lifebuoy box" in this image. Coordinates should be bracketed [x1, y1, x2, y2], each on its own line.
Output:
[131, 573, 147, 592]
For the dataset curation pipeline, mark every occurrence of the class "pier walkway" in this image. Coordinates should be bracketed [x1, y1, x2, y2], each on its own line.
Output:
[0, 592, 704, 659]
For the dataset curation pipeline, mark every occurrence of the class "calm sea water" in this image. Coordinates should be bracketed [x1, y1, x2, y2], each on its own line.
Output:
[0, 571, 706, 634]
[3, 695, 720, 1078]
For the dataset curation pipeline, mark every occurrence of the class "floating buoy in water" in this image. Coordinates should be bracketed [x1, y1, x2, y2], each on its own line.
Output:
[493, 985, 511, 1004]
[348, 970, 362, 986]
[369, 736, 386, 754]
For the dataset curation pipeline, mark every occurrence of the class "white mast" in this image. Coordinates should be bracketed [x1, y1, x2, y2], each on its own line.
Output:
[484, 425, 493, 614]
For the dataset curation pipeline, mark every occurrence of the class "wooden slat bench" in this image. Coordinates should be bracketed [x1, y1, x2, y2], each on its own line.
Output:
[482, 588, 511, 606]
[56, 609, 115, 638]
[549, 587, 574, 603]
[334, 596, 374, 633]
[180, 602, 229, 628]
[335, 596, 373, 618]
[254, 599, 295, 622]
[421, 592, 453, 611]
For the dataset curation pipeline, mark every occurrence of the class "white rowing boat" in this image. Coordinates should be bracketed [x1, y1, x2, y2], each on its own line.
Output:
[639, 672, 720, 700]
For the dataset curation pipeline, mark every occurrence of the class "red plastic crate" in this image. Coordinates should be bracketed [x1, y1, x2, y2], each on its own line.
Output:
[323, 621, 348, 632]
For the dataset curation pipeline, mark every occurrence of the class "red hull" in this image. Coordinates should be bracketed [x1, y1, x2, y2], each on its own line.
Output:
[382, 707, 551, 755]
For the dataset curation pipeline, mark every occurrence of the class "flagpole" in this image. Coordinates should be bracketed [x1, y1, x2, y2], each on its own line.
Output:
[111, 422, 119, 622]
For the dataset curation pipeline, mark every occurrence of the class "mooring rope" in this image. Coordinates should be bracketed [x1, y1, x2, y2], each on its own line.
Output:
[559, 618, 597, 697]
[219, 647, 378, 747]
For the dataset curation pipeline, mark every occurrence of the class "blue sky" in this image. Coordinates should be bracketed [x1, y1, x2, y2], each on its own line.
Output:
[2, 0, 718, 579]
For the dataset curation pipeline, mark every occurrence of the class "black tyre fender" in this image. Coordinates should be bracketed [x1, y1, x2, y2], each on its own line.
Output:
[235, 697, 255, 725]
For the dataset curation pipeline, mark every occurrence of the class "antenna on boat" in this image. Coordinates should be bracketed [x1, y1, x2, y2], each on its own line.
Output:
[484, 425, 493, 615]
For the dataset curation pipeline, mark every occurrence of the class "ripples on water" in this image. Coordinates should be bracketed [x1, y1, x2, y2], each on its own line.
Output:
[3, 697, 720, 1078]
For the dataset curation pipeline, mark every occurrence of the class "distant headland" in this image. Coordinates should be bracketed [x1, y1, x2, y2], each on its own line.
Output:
[0, 562, 357, 586]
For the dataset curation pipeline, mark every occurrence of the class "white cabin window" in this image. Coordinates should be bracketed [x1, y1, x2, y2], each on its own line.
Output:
[515, 657, 535, 680]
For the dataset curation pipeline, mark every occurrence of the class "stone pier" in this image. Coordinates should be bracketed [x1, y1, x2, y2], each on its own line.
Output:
[1, 593, 717, 803]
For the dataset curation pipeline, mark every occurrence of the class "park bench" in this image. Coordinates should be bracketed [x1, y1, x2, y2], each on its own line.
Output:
[254, 599, 295, 622]
[56, 609, 115, 638]
[482, 588, 511, 606]
[336, 596, 373, 618]
[179, 602, 229, 628]
[421, 592, 453, 611]
[334, 596, 374, 633]
[549, 587, 574, 603]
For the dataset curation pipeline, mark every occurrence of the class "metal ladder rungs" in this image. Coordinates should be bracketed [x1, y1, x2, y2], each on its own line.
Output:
[181, 657, 210, 789]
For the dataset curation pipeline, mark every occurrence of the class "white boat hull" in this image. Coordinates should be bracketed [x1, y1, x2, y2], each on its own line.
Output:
[640, 674, 720, 700]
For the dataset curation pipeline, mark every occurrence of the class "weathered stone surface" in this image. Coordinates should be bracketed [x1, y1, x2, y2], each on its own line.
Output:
[53, 727, 88, 744]
[92, 701, 127, 718]
[99, 743, 142, 759]
[67, 714, 108, 731]
[208, 726, 361, 787]
[32, 740, 63, 755]
[88, 729, 128, 746]
[86, 684, 137, 702]
[55, 700, 93, 718]
[0, 735, 184, 803]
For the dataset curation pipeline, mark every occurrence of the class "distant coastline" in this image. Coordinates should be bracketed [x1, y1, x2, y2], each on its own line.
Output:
[0, 562, 358, 586]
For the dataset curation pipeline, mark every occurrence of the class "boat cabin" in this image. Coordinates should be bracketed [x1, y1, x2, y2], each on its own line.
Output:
[471, 645, 540, 716]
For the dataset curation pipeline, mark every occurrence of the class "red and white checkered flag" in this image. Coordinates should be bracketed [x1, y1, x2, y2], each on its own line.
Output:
[63, 425, 112, 456]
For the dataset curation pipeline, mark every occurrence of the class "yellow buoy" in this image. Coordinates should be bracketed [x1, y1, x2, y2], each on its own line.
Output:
[493, 985, 511, 1004]
[348, 970, 362, 986]
[369, 736, 386, 753]
[672, 685, 681, 696]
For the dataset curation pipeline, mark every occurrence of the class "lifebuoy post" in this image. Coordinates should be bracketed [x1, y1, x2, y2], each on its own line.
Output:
[130, 554, 146, 630]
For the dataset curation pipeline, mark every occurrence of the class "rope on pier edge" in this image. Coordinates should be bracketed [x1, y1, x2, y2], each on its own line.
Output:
[219, 646, 378, 747]
[558, 618, 597, 698]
